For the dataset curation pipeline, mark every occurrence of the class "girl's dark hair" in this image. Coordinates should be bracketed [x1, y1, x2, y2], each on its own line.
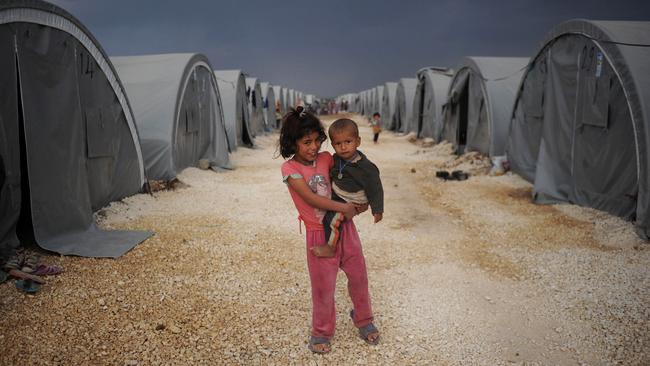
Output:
[278, 106, 326, 158]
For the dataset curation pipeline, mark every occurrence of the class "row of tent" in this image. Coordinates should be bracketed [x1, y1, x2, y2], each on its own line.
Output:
[338, 19, 650, 240]
[0, 0, 313, 259]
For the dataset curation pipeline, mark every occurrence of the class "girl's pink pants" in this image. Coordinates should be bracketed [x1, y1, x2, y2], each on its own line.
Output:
[305, 220, 374, 338]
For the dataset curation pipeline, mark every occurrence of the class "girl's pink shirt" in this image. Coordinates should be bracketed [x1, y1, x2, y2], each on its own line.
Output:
[281, 152, 334, 230]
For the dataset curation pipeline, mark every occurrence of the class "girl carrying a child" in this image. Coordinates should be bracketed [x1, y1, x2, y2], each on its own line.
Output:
[278, 107, 380, 354]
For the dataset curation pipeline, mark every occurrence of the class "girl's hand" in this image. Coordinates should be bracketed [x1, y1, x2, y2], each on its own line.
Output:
[287, 177, 352, 213]
[343, 203, 357, 220]
[373, 213, 383, 223]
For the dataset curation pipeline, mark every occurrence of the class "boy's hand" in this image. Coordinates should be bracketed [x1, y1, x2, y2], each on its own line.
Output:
[373, 213, 383, 223]
[354, 203, 369, 215]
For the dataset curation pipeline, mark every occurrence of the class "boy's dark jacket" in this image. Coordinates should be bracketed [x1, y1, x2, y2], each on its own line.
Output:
[330, 150, 384, 214]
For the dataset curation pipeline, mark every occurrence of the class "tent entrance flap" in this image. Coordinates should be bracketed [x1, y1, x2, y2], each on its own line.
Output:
[15, 54, 36, 247]
[457, 83, 469, 154]
[417, 83, 426, 137]
[241, 103, 252, 146]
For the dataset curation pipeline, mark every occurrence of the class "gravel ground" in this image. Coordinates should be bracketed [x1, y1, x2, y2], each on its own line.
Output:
[1, 113, 648, 365]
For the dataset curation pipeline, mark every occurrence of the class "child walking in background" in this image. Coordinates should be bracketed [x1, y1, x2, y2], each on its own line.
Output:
[279, 107, 380, 354]
[371, 112, 382, 144]
[274, 106, 282, 129]
[313, 119, 384, 258]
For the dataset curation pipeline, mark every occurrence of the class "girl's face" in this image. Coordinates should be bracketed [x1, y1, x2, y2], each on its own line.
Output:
[293, 131, 322, 164]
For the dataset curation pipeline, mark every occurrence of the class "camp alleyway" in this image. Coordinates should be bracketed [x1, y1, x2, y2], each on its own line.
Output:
[1, 115, 649, 365]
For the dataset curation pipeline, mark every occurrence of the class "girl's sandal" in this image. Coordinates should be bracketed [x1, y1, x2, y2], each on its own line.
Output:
[358, 323, 380, 345]
[308, 336, 331, 354]
[350, 309, 380, 345]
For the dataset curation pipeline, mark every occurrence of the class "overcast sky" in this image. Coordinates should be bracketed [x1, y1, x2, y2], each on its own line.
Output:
[50, 0, 649, 97]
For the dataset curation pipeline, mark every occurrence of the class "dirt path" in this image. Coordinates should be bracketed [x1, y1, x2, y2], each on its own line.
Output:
[1, 114, 648, 365]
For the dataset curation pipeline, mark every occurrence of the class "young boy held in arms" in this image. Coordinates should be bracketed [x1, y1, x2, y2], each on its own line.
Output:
[313, 118, 384, 258]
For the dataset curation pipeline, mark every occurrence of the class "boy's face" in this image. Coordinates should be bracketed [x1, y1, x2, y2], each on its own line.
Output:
[330, 129, 361, 161]
[373, 115, 380, 121]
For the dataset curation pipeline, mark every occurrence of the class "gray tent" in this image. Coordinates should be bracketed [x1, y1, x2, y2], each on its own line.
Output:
[245, 77, 265, 136]
[441, 57, 528, 156]
[288, 89, 295, 109]
[393, 78, 418, 132]
[214, 69, 253, 150]
[373, 86, 384, 117]
[413, 67, 454, 139]
[355, 93, 361, 113]
[364, 90, 370, 115]
[346, 93, 358, 112]
[506, 19, 650, 239]
[282, 87, 290, 112]
[343, 93, 356, 112]
[260, 82, 276, 130]
[357, 90, 366, 116]
[112, 53, 231, 181]
[0, 0, 151, 258]
[296, 91, 304, 106]
[369, 88, 377, 115]
[364, 89, 372, 116]
[273, 85, 285, 115]
[381, 82, 398, 130]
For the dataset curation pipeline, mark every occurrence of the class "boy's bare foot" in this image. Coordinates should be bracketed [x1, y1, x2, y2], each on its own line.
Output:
[311, 245, 335, 257]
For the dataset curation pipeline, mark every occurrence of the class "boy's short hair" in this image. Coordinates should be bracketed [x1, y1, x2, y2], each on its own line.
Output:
[373, 112, 380, 118]
[329, 118, 359, 138]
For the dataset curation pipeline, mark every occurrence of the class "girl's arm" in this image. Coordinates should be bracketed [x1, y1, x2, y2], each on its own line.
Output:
[286, 177, 357, 219]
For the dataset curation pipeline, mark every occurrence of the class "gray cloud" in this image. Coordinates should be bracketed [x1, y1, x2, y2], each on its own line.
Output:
[49, 0, 650, 97]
